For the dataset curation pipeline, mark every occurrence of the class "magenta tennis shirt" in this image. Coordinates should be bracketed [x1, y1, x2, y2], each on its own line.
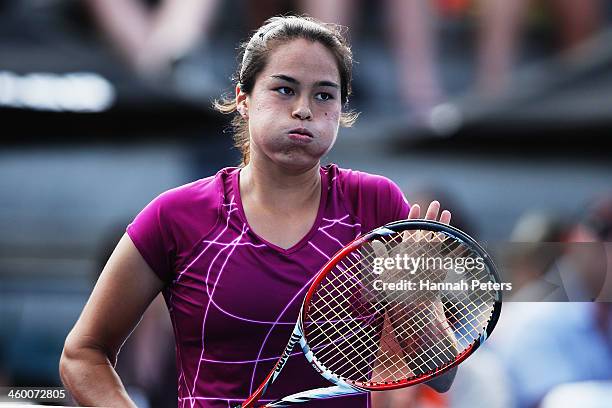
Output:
[127, 164, 410, 408]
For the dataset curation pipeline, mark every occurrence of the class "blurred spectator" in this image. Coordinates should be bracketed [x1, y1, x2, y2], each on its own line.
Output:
[477, 0, 605, 96]
[85, 0, 221, 80]
[510, 198, 609, 302]
[496, 302, 612, 408]
[506, 211, 567, 291]
[492, 194, 612, 408]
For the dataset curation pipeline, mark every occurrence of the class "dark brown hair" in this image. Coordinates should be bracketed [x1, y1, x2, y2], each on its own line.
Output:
[214, 15, 358, 166]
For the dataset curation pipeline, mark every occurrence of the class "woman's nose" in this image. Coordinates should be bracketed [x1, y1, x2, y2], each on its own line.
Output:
[292, 98, 312, 120]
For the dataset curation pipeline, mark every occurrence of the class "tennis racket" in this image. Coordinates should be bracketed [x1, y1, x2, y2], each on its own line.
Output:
[237, 219, 502, 407]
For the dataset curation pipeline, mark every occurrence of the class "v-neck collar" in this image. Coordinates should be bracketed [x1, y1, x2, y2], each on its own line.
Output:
[232, 166, 329, 254]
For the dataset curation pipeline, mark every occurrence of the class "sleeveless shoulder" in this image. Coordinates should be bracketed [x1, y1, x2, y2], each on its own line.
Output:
[330, 165, 410, 233]
[126, 170, 226, 282]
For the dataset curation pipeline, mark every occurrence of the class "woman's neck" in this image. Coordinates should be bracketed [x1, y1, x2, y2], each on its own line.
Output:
[239, 160, 321, 213]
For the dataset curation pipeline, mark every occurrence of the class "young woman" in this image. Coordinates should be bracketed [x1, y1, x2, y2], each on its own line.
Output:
[60, 16, 452, 407]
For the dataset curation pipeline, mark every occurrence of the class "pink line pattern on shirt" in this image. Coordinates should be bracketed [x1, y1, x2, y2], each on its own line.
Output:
[192, 222, 249, 404]
[174, 203, 365, 405]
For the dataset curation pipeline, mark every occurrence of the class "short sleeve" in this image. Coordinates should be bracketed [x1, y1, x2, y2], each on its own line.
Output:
[339, 169, 410, 233]
[127, 192, 176, 283]
[126, 175, 223, 283]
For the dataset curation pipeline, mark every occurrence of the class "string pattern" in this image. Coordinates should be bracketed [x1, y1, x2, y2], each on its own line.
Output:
[303, 228, 497, 387]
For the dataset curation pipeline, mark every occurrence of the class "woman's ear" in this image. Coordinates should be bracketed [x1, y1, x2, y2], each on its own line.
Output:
[236, 84, 249, 119]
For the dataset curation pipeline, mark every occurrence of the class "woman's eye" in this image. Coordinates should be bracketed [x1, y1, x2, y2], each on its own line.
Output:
[276, 87, 294, 95]
[315, 92, 333, 101]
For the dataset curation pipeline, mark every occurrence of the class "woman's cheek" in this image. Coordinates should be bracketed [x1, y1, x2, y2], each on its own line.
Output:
[325, 110, 341, 134]
[259, 101, 285, 121]
[249, 103, 278, 135]
[323, 108, 341, 122]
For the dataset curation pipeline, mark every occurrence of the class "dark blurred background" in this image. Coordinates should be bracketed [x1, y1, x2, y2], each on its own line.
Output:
[1, 0, 611, 407]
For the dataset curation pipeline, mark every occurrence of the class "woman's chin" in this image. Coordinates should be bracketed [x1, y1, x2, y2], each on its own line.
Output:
[272, 152, 322, 173]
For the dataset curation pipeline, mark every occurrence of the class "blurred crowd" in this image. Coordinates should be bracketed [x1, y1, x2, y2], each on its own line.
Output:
[86, 0, 606, 119]
[1, 0, 611, 124]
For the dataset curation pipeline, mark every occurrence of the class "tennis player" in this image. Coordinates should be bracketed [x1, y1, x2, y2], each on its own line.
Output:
[60, 16, 453, 407]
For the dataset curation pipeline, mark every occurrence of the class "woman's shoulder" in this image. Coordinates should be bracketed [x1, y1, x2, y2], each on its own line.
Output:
[323, 163, 410, 231]
[127, 168, 237, 281]
[324, 164, 402, 193]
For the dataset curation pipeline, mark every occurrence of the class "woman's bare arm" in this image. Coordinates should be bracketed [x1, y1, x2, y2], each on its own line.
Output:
[59, 233, 166, 407]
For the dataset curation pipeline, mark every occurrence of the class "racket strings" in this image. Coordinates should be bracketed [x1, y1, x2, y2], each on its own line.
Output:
[376, 296, 458, 378]
[306, 270, 384, 380]
[303, 228, 497, 386]
[365, 232, 473, 365]
[308, 287, 380, 377]
[374, 230, 496, 351]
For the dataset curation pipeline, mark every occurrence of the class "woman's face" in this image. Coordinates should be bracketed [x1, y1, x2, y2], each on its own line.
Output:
[238, 38, 342, 172]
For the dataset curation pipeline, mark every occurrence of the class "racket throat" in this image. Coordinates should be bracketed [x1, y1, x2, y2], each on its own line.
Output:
[241, 324, 304, 408]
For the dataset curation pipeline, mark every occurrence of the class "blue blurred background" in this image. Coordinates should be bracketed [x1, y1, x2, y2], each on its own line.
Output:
[1, 1, 611, 407]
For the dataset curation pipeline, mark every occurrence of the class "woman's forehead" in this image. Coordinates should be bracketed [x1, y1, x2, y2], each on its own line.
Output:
[261, 39, 340, 84]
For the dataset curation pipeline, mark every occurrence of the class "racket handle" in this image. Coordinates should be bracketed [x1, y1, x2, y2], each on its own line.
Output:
[238, 325, 304, 408]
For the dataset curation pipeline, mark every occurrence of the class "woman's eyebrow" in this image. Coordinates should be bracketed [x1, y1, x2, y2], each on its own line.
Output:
[270, 74, 339, 89]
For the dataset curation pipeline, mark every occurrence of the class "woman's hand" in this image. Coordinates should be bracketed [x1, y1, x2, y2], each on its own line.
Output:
[407, 200, 451, 224]
[370, 200, 458, 380]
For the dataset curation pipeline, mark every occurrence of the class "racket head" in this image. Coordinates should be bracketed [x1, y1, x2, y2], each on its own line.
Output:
[299, 220, 502, 391]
